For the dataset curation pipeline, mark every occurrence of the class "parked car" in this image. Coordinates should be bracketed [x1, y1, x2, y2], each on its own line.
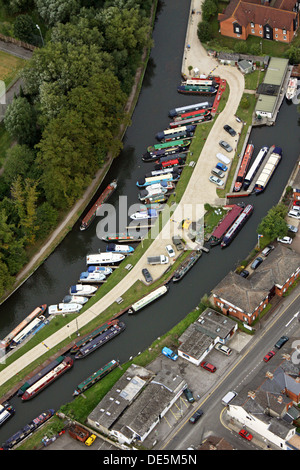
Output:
[287, 224, 298, 233]
[215, 343, 232, 356]
[216, 162, 228, 172]
[183, 387, 195, 403]
[293, 201, 300, 207]
[274, 336, 289, 349]
[211, 168, 225, 178]
[277, 236, 292, 244]
[235, 116, 242, 123]
[263, 350, 276, 362]
[142, 268, 153, 283]
[240, 269, 249, 278]
[166, 244, 175, 257]
[85, 434, 97, 446]
[209, 175, 224, 187]
[219, 140, 233, 152]
[200, 361, 216, 373]
[261, 245, 274, 257]
[189, 409, 203, 424]
[162, 346, 178, 361]
[288, 209, 300, 219]
[223, 124, 236, 136]
[239, 429, 253, 441]
[250, 256, 263, 270]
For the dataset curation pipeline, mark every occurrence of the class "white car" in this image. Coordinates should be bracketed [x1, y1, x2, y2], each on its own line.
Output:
[166, 244, 175, 257]
[215, 343, 232, 356]
[277, 236, 292, 244]
[209, 175, 224, 187]
[288, 209, 300, 219]
[287, 224, 298, 233]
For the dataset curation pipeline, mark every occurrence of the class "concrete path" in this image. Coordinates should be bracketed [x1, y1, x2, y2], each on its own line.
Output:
[0, 0, 245, 387]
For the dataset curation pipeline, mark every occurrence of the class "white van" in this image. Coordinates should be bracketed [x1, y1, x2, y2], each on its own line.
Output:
[216, 152, 231, 166]
[222, 391, 237, 406]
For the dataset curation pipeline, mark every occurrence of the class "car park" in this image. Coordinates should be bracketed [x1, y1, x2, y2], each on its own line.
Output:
[287, 224, 298, 233]
[216, 162, 228, 172]
[223, 124, 236, 136]
[215, 343, 232, 356]
[263, 350, 276, 362]
[261, 245, 274, 257]
[250, 256, 263, 270]
[239, 429, 253, 441]
[277, 236, 292, 244]
[211, 168, 225, 178]
[209, 175, 224, 186]
[166, 244, 175, 257]
[200, 361, 216, 373]
[142, 268, 153, 283]
[183, 388, 195, 403]
[274, 336, 289, 349]
[219, 140, 233, 152]
[189, 409, 203, 424]
[240, 269, 249, 278]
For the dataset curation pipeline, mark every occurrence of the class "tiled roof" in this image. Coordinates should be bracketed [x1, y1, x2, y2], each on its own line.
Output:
[219, 0, 297, 29]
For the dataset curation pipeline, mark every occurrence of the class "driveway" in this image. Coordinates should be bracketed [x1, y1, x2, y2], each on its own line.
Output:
[0, 1, 245, 386]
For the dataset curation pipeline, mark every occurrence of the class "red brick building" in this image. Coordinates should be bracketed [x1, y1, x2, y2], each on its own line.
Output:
[218, 0, 300, 43]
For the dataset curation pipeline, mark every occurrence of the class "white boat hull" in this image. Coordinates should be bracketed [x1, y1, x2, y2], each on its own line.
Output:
[86, 253, 125, 265]
[70, 284, 98, 296]
[48, 303, 83, 315]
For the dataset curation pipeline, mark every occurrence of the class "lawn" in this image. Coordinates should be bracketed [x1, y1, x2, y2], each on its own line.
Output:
[0, 50, 26, 87]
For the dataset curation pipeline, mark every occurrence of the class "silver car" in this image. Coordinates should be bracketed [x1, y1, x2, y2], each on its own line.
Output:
[209, 175, 224, 186]
[219, 140, 233, 152]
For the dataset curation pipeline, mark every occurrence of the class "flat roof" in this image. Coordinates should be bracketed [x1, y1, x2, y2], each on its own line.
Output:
[255, 94, 277, 113]
[263, 57, 288, 86]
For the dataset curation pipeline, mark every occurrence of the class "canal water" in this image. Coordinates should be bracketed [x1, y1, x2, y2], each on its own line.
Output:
[0, 0, 299, 445]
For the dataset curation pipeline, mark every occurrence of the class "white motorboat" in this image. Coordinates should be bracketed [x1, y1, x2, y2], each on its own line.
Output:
[286, 78, 298, 100]
[86, 252, 125, 265]
[130, 209, 157, 220]
[63, 295, 89, 305]
[69, 284, 98, 296]
[79, 271, 106, 283]
[48, 303, 83, 315]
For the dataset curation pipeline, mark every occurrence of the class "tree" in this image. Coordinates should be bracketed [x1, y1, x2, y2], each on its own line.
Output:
[257, 203, 288, 240]
[2, 145, 36, 186]
[4, 96, 37, 146]
[201, 0, 217, 22]
[13, 14, 35, 44]
[11, 176, 40, 245]
[197, 21, 212, 43]
[34, 0, 80, 26]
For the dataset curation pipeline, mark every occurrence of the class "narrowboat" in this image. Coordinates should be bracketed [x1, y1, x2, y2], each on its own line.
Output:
[156, 125, 195, 142]
[73, 360, 119, 396]
[243, 146, 269, 190]
[147, 139, 191, 153]
[80, 180, 117, 231]
[129, 286, 168, 314]
[74, 321, 126, 359]
[142, 147, 188, 162]
[2, 409, 55, 450]
[17, 355, 66, 396]
[1, 304, 47, 350]
[70, 320, 119, 354]
[101, 233, 142, 243]
[221, 205, 254, 248]
[0, 402, 15, 427]
[177, 85, 217, 95]
[21, 357, 73, 400]
[253, 147, 282, 194]
[172, 250, 202, 282]
[136, 172, 178, 188]
[208, 205, 243, 246]
[233, 144, 254, 192]
[169, 101, 210, 117]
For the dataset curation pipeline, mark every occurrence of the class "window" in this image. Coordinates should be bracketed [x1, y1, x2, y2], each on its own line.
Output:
[251, 29, 255, 33]
[284, 35, 287, 40]
[283, 29, 287, 34]
[251, 22, 254, 28]
[259, 30, 262, 34]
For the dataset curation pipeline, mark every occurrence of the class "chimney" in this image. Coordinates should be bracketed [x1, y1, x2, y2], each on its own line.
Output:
[266, 371, 273, 379]
[248, 390, 256, 399]
[277, 395, 283, 404]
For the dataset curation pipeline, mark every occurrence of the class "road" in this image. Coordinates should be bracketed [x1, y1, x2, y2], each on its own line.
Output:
[159, 286, 300, 451]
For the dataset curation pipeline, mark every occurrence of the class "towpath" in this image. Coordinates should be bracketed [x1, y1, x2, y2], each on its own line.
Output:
[0, 0, 245, 387]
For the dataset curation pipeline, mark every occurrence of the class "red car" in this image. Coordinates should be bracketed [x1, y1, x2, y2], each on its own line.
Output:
[293, 201, 300, 207]
[239, 429, 253, 441]
[263, 350, 276, 362]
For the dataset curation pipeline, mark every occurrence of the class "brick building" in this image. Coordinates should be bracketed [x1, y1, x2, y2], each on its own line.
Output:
[218, 0, 300, 43]
[211, 244, 300, 325]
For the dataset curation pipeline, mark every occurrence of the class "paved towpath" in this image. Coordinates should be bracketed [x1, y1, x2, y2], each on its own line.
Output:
[0, 0, 245, 387]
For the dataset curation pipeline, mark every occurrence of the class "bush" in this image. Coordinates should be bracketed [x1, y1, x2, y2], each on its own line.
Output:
[197, 21, 213, 43]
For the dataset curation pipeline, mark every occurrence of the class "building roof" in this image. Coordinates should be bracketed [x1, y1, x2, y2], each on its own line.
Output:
[212, 245, 300, 314]
[255, 94, 278, 113]
[219, 0, 297, 30]
[263, 57, 289, 86]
